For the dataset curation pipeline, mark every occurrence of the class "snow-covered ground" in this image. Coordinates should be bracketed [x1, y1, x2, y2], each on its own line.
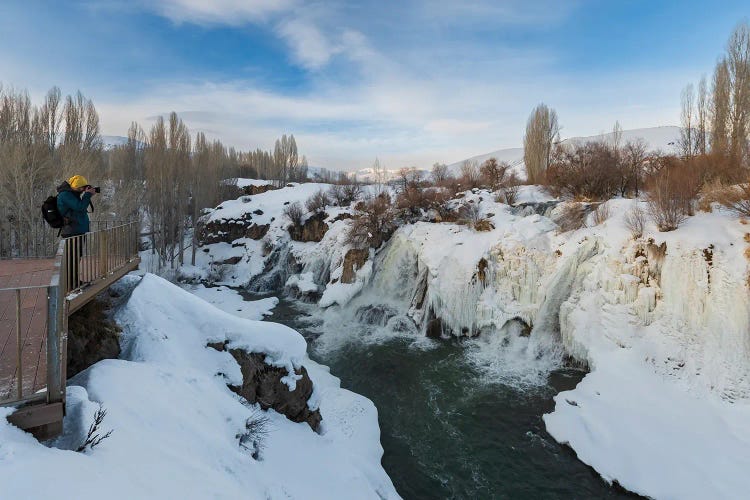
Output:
[193, 180, 750, 499]
[0, 274, 398, 499]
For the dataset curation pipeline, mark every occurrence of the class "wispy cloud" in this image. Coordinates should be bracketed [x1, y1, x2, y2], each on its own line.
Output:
[147, 0, 296, 25]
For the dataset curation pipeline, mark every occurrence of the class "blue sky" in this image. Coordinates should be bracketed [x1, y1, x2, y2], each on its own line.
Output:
[0, 0, 747, 169]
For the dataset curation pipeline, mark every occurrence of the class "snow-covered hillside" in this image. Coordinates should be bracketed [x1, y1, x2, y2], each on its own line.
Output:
[0, 274, 398, 500]
[193, 180, 750, 499]
[448, 126, 681, 178]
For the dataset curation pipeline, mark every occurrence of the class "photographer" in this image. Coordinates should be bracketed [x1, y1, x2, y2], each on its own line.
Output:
[56, 175, 98, 288]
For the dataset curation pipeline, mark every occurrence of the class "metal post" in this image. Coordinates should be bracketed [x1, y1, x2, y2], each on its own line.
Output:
[46, 284, 62, 404]
[99, 231, 108, 277]
[16, 289, 22, 399]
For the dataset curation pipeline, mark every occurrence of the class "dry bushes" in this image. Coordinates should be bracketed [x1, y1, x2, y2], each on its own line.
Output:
[396, 186, 451, 216]
[546, 141, 620, 200]
[282, 201, 304, 226]
[479, 158, 510, 190]
[305, 189, 330, 213]
[346, 193, 396, 248]
[553, 203, 587, 233]
[624, 205, 646, 239]
[645, 163, 699, 231]
[327, 183, 362, 207]
[713, 183, 750, 216]
[591, 201, 611, 226]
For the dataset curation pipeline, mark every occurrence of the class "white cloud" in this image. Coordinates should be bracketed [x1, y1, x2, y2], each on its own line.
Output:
[148, 0, 296, 25]
[276, 18, 341, 70]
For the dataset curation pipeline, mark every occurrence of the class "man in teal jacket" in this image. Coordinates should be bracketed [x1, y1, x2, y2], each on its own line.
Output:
[57, 174, 96, 237]
[57, 175, 97, 288]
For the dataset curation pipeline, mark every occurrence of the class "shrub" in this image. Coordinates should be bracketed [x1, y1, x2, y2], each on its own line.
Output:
[480, 158, 509, 190]
[497, 184, 520, 205]
[457, 202, 482, 226]
[714, 183, 750, 216]
[590, 201, 611, 226]
[341, 183, 362, 204]
[327, 184, 346, 205]
[459, 160, 481, 189]
[546, 141, 620, 200]
[282, 201, 304, 226]
[305, 189, 329, 213]
[646, 164, 698, 231]
[237, 409, 270, 460]
[76, 404, 113, 453]
[346, 193, 395, 248]
[553, 202, 587, 233]
[623, 205, 646, 239]
[396, 186, 450, 215]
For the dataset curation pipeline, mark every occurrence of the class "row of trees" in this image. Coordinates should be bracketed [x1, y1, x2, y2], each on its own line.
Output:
[0, 84, 310, 261]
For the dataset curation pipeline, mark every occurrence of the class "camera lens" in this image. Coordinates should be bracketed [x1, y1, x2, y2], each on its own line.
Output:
[94, 186, 101, 193]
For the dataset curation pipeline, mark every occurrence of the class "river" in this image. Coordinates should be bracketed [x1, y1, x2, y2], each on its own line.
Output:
[257, 294, 637, 499]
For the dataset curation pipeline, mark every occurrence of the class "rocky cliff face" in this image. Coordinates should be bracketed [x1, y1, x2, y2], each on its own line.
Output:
[198, 213, 269, 245]
[67, 298, 121, 378]
[288, 212, 329, 243]
[208, 341, 322, 431]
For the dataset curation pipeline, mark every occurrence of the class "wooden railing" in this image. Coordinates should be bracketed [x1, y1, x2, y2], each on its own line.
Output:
[1, 222, 140, 435]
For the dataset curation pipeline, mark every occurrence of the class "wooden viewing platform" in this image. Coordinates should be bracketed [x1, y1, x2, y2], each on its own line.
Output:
[0, 222, 140, 439]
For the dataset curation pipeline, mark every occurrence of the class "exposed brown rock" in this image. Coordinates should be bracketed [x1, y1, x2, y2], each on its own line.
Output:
[226, 349, 322, 431]
[242, 184, 277, 195]
[288, 211, 329, 242]
[198, 213, 270, 245]
[341, 248, 369, 284]
[67, 299, 121, 378]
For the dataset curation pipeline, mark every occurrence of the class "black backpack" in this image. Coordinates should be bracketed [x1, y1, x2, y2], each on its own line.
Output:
[42, 195, 65, 229]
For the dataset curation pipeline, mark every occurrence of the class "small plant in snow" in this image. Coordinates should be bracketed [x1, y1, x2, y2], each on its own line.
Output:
[457, 203, 481, 226]
[590, 201, 611, 226]
[624, 205, 646, 239]
[76, 404, 113, 453]
[282, 201, 304, 226]
[305, 189, 330, 213]
[237, 409, 271, 460]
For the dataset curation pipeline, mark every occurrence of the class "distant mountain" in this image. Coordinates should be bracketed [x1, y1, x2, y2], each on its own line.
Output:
[448, 126, 681, 179]
[101, 135, 129, 150]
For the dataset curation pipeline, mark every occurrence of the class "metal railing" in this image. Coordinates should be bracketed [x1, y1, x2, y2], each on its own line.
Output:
[1, 221, 139, 409]
[61, 222, 140, 295]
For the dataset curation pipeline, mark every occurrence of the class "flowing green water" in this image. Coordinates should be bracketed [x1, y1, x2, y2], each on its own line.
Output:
[261, 296, 636, 500]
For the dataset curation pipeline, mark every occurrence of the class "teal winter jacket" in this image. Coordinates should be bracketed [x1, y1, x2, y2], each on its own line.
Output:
[56, 182, 92, 237]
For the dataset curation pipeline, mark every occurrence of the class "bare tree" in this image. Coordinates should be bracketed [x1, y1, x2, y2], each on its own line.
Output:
[679, 84, 695, 159]
[711, 58, 731, 156]
[726, 21, 750, 165]
[431, 162, 449, 184]
[696, 76, 709, 156]
[459, 159, 481, 189]
[523, 103, 560, 184]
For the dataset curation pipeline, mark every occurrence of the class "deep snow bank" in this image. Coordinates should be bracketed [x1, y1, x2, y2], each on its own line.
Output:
[0, 274, 398, 500]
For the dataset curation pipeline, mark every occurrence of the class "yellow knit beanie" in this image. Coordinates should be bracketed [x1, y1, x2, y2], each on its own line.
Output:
[68, 175, 89, 189]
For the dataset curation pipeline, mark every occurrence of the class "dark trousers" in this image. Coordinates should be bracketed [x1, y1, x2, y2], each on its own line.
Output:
[64, 234, 85, 290]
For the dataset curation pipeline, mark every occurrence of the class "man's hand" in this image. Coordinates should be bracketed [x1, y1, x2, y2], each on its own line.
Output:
[84, 186, 97, 195]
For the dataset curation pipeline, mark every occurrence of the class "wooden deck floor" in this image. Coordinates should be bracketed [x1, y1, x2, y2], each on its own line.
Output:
[0, 259, 55, 402]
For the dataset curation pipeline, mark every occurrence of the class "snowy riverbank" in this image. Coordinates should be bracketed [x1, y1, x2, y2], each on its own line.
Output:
[0, 274, 398, 499]
[192, 180, 750, 499]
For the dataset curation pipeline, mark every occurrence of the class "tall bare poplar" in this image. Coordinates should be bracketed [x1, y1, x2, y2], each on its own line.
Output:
[711, 58, 731, 155]
[523, 103, 560, 184]
[679, 83, 695, 159]
[696, 76, 709, 155]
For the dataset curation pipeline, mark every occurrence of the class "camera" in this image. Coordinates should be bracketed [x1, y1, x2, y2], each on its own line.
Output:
[94, 186, 101, 193]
